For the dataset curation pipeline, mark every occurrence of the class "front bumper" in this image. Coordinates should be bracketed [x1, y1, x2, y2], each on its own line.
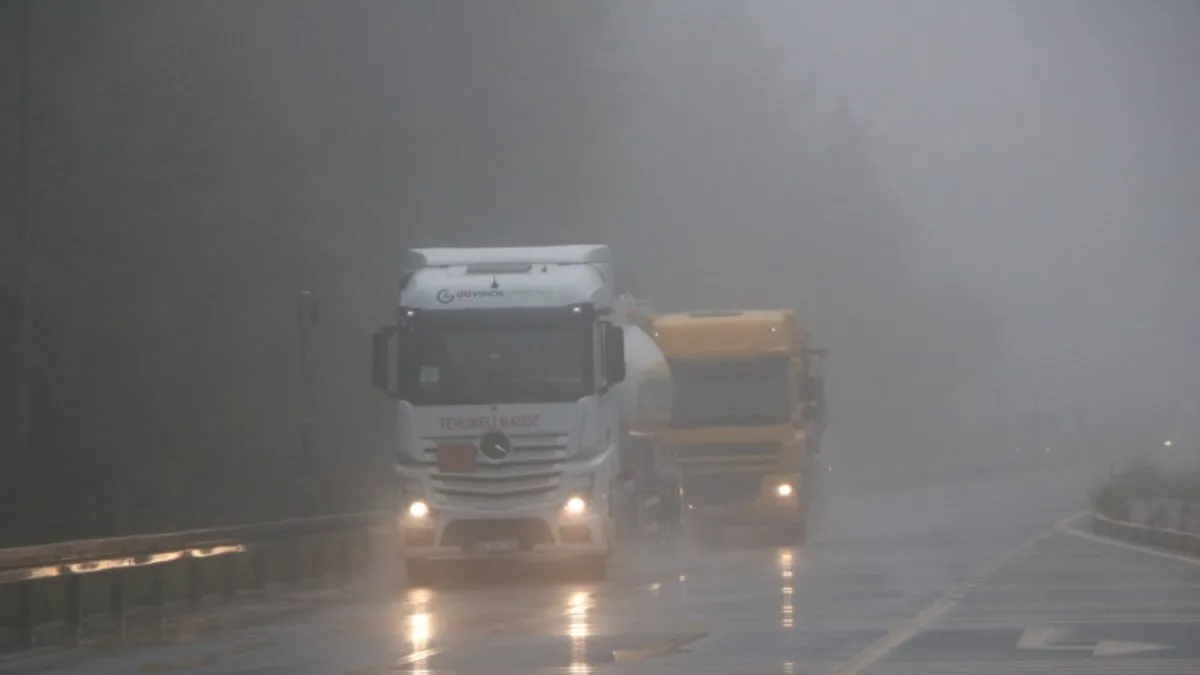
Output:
[687, 500, 803, 526]
[398, 508, 609, 562]
[403, 543, 608, 562]
[681, 472, 804, 526]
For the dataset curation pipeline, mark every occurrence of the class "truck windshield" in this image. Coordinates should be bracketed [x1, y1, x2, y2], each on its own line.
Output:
[668, 357, 792, 428]
[403, 320, 591, 405]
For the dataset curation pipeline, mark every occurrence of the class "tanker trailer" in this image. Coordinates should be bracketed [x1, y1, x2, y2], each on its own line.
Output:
[611, 306, 678, 545]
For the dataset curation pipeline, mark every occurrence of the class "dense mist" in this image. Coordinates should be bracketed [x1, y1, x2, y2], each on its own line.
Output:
[2, 1, 1197, 545]
[755, 0, 1200, 422]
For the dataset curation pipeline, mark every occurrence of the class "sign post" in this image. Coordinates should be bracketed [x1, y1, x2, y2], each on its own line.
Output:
[13, 0, 33, 472]
[297, 290, 319, 478]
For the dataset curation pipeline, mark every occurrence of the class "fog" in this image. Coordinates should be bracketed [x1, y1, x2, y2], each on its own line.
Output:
[2, 1, 1198, 544]
[754, 0, 1200, 419]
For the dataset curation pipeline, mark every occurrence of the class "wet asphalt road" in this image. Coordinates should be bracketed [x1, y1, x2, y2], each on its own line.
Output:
[6, 457, 1200, 675]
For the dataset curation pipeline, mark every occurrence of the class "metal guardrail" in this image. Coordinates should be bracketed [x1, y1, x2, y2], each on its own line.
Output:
[0, 511, 391, 651]
[1091, 509, 1200, 556]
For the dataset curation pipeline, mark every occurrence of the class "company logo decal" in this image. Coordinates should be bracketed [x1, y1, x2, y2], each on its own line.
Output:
[434, 288, 554, 304]
[439, 414, 540, 432]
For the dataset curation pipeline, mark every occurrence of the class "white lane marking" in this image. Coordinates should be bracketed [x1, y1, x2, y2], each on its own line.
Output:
[1056, 512, 1200, 569]
[824, 513, 1078, 675]
[612, 630, 709, 663]
[873, 659, 1200, 674]
[1018, 625, 1072, 650]
[1017, 625, 1170, 656]
[1094, 640, 1173, 657]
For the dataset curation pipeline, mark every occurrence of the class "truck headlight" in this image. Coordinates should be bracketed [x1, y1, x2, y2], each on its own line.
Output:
[407, 500, 431, 520]
[775, 483, 794, 498]
[563, 496, 587, 516]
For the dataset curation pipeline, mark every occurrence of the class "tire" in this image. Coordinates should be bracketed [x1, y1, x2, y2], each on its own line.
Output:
[404, 559, 438, 587]
[774, 518, 808, 546]
[793, 517, 809, 545]
[574, 554, 609, 581]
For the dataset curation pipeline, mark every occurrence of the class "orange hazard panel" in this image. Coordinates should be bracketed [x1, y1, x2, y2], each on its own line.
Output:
[437, 444, 476, 473]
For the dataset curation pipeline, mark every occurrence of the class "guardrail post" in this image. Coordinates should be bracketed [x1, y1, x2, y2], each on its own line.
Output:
[17, 581, 36, 649]
[360, 532, 373, 572]
[338, 536, 350, 579]
[284, 544, 297, 585]
[313, 538, 324, 580]
[186, 556, 203, 611]
[149, 565, 164, 630]
[220, 554, 237, 601]
[65, 576, 81, 645]
[109, 570, 127, 640]
[251, 550, 266, 591]
[0, 511, 386, 644]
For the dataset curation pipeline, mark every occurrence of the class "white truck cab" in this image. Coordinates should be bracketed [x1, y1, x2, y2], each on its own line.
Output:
[372, 246, 627, 583]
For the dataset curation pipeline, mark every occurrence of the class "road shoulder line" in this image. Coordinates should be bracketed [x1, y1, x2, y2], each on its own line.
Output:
[1056, 512, 1200, 569]
[824, 513, 1077, 675]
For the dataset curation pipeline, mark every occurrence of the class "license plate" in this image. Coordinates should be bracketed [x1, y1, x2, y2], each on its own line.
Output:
[476, 540, 520, 553]
[436, 444, 476, 473]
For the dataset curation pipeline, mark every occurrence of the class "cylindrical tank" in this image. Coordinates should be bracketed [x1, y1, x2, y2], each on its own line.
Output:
[614, 323, 673, 437]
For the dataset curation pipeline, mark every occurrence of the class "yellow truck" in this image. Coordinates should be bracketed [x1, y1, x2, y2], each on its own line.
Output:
[649, 310, 826, 544]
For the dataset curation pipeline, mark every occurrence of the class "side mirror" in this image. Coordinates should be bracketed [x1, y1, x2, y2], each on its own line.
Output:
[372, 325, 400, 396]
[804, 375, 824, 403]
[604, 324, 626, 385]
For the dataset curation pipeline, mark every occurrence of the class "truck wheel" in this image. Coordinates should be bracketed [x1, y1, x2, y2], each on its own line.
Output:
[794, 518, 809, 544]
[404, 559, 438, 587]
[775, 519, 808, 546]
[575, 555, 609, 581]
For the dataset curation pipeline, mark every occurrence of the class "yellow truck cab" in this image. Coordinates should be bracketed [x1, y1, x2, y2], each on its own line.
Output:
[649, 310, 826, 543]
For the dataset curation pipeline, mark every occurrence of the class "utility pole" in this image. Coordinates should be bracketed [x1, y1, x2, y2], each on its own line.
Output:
[296, 290, 319, 473]
[14, 0, 34, 469]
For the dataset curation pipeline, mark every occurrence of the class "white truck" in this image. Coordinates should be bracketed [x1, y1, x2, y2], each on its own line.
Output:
[371, 245, 631, 583]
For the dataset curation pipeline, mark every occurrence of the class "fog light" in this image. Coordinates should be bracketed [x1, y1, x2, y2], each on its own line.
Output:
[563, 496, 587, 516]
[407, 500, 430, 519]
[776, 483, 793, 498]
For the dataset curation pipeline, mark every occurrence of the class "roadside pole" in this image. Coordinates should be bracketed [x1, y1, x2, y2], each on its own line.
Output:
[297, 290, 319, 514]
[14, 0, 33, 471]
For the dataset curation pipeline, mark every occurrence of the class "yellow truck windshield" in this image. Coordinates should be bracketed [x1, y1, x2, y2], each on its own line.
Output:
[668, 356, 792, 428]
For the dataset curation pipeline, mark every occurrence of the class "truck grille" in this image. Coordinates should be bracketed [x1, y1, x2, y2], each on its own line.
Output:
[681, 472, 764, 507]
[672, 442, 780, 471]
[440, 518, 554, 549]
[420, 432, 568, 502]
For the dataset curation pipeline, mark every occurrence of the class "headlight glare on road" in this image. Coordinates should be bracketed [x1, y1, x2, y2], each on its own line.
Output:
[407, 500, 430, 519]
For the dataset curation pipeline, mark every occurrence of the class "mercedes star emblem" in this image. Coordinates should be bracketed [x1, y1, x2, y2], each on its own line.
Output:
[479, 431, 512, 461]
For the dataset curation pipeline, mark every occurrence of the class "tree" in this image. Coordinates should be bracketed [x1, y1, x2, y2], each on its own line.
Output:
[1, 1, 619, 545]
